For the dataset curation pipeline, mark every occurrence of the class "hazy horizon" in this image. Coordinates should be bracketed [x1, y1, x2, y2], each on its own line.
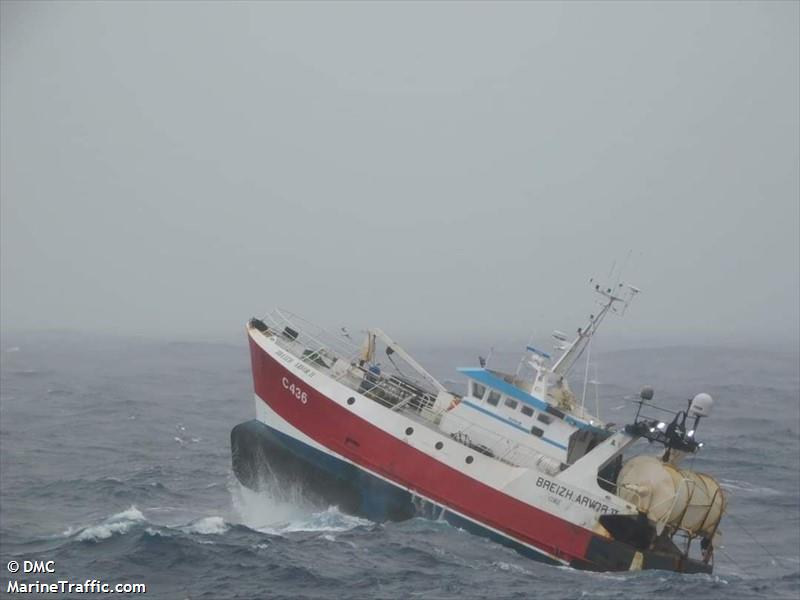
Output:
[2, 2, 798, 348]
[2, 320, 798, 358]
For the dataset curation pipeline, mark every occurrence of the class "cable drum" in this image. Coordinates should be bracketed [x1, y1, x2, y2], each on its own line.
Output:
[616, 455, 726, 537]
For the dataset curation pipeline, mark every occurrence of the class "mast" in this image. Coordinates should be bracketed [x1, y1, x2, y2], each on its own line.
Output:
[550, 281, 639, 379]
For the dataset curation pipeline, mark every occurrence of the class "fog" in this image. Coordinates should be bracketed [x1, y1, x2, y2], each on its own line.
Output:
[2, 1, 798, 349]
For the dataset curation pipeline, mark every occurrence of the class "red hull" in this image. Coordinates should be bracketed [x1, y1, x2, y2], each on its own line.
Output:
[249, 335, 595, 564]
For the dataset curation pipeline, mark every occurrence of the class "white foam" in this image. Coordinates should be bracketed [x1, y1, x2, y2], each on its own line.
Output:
[230, 478, 318, 532]
[145, 527, 170, 537]
[491, 561, 532, 575]
[182, 516, 229, 535]
[281, 506, 372, 533]
[230, 479, 371, 534]
[112, 507, 145, 522]
[719, 478, 781, 495]
[75, 506, 146, 542]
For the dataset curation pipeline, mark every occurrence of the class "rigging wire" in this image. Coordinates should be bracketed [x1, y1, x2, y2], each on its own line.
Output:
[717, 546, 747, 574]
[386, 353, 406, 378]
[725, 512, 786, 569]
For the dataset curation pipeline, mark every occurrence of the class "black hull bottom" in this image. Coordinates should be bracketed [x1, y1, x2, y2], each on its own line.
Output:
[231, 418, 416, 522]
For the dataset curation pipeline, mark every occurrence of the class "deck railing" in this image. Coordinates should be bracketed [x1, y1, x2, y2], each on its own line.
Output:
[261, 308, 362, 364]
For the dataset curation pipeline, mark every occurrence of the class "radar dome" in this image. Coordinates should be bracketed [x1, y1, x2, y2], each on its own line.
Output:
[689, 393, 714, 418]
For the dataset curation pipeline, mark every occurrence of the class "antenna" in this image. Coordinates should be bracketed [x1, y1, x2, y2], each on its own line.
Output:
[581, 335, 592, 412]
[551, 277, 640, 379]
[606, 259, 617, 284]
[479, 345, 495, 368]
[606, 251, 634, 296]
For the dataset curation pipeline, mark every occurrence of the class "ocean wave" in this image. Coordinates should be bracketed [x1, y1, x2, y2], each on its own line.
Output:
[279, 506, 373, 533]
[46, 387, 73, 396]
[181, 516, 229, 535]
[75, 506, 146, 542]
[69, 509, 238, 544]
[719, 478, 782, 496]
[230, 478, 320, 531]
[490, 560, 533, 575]
[9, 368, 41, 377]
[230, 479, 374, 535]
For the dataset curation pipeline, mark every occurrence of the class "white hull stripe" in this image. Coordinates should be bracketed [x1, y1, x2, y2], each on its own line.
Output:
[461, 399, 568, 450]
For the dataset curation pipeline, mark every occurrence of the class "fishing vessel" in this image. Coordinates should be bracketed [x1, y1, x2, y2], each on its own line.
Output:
[231, 282, 726, 573]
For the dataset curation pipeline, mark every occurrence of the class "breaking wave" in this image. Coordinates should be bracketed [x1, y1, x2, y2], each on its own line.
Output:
[181, 516, 230, 535]
[61, 482, 372, 548]
[230, 479, 372, 534]
[75, 507, 146, 542]
[280, 506, 373, 533]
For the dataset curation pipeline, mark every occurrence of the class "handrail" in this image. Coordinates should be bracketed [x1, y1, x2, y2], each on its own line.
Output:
[261, 308, 362, 362]
[260, 308, 440, 394]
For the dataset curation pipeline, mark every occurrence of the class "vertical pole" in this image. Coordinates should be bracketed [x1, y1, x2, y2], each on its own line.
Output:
[594, 364, 601, 421]
[581, 336, 592, 413]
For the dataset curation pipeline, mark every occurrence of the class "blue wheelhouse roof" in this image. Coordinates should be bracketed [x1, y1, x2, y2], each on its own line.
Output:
[458, 368, 550, 411]
[457, 367, 600, 432]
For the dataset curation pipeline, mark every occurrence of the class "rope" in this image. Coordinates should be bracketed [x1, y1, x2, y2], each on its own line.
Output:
[717, 546, 748, 574]
[726, 512, 786, 569]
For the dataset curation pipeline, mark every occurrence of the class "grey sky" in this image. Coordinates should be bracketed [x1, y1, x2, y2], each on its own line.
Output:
[2, 1, 798, 347]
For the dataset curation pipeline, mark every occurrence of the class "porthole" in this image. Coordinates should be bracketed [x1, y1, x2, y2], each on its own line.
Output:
[347, 397, 355, 405]
[465, 456, 474, 464]
[405, 427, 414, 435]
[435, 441, 443, 450]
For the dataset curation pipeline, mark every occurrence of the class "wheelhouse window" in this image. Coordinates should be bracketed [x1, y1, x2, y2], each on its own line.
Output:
[521, 405, 534, 417]
[487, 390, 501, 406]
[504, 397, 518, 410]
[537, 413, 553, 425]
[472, 382, 486, 400]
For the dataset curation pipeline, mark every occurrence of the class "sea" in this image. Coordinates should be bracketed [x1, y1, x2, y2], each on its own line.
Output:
[0, 331, 798, 599]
